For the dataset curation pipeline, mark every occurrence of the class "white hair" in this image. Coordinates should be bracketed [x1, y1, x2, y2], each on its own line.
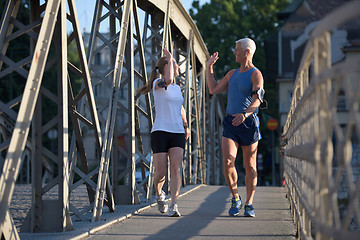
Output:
[235, 38, 256, 55]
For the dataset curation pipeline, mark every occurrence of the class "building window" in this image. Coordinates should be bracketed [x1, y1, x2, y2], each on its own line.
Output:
[95, 52, 101, 65]
[288, 90, 292, 109]
[337, 89, 347, 112]
[94, 82, 103, 97]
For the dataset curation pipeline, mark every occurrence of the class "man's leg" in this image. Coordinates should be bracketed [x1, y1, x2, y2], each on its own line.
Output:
[241, 141, 258, 204]
[222, 137, 239, 198]
[223, 137, 243, 216]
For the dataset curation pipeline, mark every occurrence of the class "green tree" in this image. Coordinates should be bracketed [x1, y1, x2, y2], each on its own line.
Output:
[190, 0, 291, 121]
[190, 0, 290, 78]
[190, 0, 291, 119]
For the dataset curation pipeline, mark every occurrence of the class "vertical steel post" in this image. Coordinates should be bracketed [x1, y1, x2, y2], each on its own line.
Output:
[92, 0, 132, 221]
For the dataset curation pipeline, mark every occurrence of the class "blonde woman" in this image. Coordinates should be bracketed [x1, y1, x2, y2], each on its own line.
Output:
[138, 49, 190, 217]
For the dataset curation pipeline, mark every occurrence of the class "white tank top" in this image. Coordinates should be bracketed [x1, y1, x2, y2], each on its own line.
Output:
[151, 78, 184, 133]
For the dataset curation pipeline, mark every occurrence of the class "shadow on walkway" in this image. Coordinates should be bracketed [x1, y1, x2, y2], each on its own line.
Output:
[87, 186, 296, 240]
[143, 186, 227, 240]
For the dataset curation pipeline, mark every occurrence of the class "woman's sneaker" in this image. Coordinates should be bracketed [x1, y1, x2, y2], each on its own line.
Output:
[156, 190, 168, 213]
[244, 204, 255, 217]
[228, 197, 243, 216]
[168, 203, 181, 217]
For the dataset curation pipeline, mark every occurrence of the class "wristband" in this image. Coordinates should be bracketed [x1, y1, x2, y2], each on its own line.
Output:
[242, 112, 249, 118]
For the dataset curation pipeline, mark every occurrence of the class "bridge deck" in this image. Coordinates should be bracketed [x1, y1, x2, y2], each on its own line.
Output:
[18, 185, 296, 239]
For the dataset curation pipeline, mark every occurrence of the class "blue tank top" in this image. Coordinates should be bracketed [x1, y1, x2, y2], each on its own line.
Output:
[226, 67, 258, 115]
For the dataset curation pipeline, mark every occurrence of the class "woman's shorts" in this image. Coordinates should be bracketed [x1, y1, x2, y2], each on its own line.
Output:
[222, 114, 261, 146]
[151, 131, 185, 153]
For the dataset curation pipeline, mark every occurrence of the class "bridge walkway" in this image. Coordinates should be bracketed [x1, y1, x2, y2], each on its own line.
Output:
[84, 185, 296, 240]
[16, 185, 296, 240]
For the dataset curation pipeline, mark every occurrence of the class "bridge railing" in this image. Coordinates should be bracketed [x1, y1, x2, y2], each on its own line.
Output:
[282, 1, 360, 239]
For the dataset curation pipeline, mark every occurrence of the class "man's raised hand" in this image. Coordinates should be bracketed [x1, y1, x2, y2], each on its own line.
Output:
[207, 52, 219, 68]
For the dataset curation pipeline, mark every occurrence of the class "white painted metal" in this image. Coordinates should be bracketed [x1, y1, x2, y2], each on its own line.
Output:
[0, 0, 217, 236]
[0, 0, 62, 235]
[91, 0, 133, 222]
[282, 1, 360, 239]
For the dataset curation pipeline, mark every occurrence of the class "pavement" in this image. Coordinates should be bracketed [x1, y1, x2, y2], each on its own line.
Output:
[16, 185, 297, 240]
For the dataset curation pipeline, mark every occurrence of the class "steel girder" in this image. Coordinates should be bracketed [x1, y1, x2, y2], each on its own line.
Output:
[85, 0, 213, 220]
[0, 0, 226, 237]
[0, 0, 74, 236]
[0, 0, 104, 236]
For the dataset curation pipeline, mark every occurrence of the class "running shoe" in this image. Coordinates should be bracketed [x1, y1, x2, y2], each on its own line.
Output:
[168, 203, 181, 217]
[228, 197, 243, 216]
[244, 204, 255, 217]
[156, 190, 168, 213]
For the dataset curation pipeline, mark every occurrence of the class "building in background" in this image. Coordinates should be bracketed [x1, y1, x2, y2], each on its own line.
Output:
[265, 0, 360, 217]
[265, 0, 359, 130]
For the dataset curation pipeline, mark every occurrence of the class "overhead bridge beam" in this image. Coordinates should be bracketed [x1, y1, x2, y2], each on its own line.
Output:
[139, 0, 209, 65]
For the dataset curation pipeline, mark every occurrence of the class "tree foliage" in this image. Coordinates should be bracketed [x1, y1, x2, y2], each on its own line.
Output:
[190, 0, 290, 78]
[190, 0, 291, 121]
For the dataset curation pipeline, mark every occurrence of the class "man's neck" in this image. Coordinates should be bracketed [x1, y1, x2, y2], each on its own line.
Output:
[239, 61, 254, 72]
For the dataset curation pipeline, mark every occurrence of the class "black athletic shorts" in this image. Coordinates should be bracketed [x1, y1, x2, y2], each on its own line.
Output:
[151, 131, 185, 153]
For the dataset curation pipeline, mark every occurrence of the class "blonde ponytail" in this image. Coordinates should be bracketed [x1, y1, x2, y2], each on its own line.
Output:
[137, 68, 158, 94]
[137, 56, 168, 95]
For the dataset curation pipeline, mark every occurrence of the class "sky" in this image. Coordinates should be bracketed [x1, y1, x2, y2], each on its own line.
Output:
[73, 0, 209, 33]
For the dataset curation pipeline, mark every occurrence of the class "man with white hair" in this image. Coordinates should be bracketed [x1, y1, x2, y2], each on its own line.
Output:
[206, 37, 264, 217]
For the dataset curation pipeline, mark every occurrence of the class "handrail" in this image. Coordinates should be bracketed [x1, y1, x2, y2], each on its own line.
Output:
[282, 1, 360, 239]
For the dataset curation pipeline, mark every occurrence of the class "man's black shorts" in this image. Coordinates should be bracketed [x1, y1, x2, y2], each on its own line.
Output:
[151, 131, 185, 153]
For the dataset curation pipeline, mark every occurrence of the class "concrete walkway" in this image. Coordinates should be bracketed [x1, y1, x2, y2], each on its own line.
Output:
[84, 185, 297, 240]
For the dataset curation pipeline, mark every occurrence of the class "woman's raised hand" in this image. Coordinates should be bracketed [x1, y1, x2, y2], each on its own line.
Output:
[163, 48, 172, 60]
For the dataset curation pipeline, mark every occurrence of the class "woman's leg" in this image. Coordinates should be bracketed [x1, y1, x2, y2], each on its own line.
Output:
[168, 147, 183, 204]
[153, 152, 168, 197]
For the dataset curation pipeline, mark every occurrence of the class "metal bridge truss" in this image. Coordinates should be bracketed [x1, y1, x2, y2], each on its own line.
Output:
[282, 1, 360, 239]
[0, 0, 225, 238]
